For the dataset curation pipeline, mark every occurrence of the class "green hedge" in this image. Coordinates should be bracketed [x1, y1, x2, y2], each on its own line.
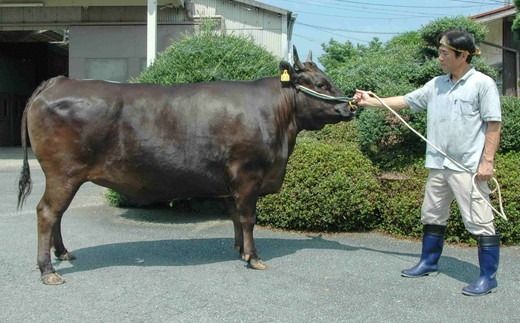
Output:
[256, 138, 381, 232]
[500, 96, 520, 152]
[493, 152, 520, 244]
[300, 119, 359, 144]
[136, 25, 278, 84]
[356, 108, 426, 170]
[378, 152, 520, 245]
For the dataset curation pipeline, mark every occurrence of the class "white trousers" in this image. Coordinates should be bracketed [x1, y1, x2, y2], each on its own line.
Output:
[421, 169, 495, 236]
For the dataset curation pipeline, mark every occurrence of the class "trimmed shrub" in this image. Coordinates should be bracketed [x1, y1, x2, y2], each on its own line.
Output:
[500, 96, 520, 152]
[356, 108, 427, 170]
[300, 119, 359, 145]
[378, 152, 520, 245]
[135, 31, 278, 84]
[105, 189, 131, 207]
[493, 152, 520, 244]
[377, 159, 427, 237]
[256, 138, 381, 232]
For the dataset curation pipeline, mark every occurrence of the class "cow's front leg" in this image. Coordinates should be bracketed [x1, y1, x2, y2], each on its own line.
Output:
[52, 216, 76, 261]
[225, 198, 243, 254]
[240, 214, 266, 270]
[232, 178, 267, 270]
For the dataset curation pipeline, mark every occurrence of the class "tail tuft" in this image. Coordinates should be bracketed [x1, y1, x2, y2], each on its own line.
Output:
[17, 156, 32, 210]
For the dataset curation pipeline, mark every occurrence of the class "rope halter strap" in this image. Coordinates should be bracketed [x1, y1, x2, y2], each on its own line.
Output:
[295, 84, 354, 103]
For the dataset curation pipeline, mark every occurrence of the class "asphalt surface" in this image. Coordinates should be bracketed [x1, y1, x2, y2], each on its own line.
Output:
[1, 147, 519, 323]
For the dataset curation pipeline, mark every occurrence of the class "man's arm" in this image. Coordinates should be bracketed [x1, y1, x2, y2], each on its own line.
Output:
[477, 121, 501, 181]
[353, 90, 408, 111]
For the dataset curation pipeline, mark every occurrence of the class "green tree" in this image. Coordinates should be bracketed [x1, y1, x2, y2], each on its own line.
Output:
[512, 0, 520, 36]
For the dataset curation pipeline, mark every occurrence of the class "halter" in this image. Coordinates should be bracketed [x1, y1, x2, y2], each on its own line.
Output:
[294, 84, 357, 111]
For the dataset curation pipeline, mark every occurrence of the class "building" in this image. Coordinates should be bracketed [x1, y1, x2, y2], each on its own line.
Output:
[472, 4, 519, 96]
[0, 0, 295, 146]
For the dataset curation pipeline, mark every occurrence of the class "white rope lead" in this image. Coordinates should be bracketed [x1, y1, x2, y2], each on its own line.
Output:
[367, 91, 507, 221]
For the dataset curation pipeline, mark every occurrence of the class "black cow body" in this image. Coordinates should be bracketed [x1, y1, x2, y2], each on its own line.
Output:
[18, 48, 355, 284]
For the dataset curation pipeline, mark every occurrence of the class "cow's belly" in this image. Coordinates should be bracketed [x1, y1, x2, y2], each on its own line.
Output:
[89, 147, 233, 203]
[93, 169, 231, 204]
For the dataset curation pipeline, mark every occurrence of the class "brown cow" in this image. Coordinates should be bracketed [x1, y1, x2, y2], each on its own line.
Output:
[17, 47, 355, 284]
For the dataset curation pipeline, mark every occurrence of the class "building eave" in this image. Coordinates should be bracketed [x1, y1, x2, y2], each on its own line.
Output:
[231, 0, 291, 16]
[471, 4, 516, 23]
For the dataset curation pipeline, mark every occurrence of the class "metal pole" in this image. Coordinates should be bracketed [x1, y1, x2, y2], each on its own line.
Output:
[147, 0, 157, 67]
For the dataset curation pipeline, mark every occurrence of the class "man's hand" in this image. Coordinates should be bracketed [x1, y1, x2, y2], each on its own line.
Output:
[353, 90, 407, 110]
[353, 89, 373, 107]
[476, 159, 494, 182]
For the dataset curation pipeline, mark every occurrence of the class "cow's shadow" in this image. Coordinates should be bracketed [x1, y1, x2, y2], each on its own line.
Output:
[57, 233, 478, 284]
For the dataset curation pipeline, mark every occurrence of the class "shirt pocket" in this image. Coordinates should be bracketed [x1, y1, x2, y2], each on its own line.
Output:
[453, 93, 478, 117]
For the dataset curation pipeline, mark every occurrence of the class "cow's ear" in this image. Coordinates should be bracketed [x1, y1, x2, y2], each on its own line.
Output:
[279, 61, 296, 85]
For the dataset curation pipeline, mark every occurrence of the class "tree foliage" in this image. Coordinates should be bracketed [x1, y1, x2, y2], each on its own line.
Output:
[320, 16, 495, 98]
[420, 15, 488, 48]
[135, 22, 278, 85]
[513, 0, 520, 36]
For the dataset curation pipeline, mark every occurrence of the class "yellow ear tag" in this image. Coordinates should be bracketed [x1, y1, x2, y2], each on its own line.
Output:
[280, 69, 290, 82]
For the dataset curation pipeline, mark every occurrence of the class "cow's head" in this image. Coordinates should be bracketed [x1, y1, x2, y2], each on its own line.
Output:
[280, 46, 355, 130]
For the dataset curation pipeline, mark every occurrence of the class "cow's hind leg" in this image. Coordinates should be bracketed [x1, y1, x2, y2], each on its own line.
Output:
[37, 179, 81, 285]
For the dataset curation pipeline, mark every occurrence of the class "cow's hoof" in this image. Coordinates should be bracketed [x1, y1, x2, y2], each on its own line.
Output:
[56, 252, 76, 261]
[41, 273, 65, 285]
[248, 258, 267, 270]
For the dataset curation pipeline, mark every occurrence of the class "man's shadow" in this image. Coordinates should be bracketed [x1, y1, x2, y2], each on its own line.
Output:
[58, 208, 479, 284]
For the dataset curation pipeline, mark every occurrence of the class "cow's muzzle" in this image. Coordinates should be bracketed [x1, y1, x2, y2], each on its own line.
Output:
[335, 103, 356, 119]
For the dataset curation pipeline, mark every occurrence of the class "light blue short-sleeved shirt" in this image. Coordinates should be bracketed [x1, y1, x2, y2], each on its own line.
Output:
[404, 68, 501, 172]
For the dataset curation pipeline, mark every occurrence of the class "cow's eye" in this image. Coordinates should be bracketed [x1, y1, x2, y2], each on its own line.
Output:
[317, 83, 328, 90]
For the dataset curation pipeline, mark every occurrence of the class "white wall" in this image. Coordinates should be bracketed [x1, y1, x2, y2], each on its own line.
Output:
[69, 24, 194, 81]
[481, 19, 503, 67]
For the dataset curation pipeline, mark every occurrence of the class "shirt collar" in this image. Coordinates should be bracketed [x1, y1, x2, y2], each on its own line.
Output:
[444, 67, 475, 85]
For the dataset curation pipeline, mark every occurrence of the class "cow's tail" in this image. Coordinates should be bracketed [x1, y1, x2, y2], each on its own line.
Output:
[17, 79, 52, 210]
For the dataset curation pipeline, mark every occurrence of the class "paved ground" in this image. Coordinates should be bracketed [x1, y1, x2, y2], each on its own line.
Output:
[1, 147, 519, 322]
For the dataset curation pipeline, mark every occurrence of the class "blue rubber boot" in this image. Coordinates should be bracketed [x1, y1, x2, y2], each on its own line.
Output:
[462, 235, 500, 296]
[401, 224, 446, 278]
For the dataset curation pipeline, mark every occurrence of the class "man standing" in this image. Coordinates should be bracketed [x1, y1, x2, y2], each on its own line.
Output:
[354, 29, 502, 296]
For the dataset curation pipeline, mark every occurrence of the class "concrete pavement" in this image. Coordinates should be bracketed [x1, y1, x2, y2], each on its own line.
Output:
[1, 147, 519, 322]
